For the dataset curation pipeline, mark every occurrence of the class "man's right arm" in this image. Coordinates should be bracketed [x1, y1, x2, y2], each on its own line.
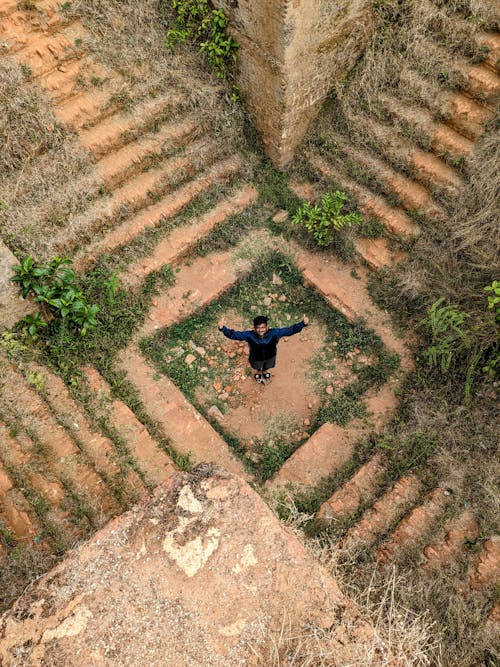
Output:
[218, 325, 250, 341]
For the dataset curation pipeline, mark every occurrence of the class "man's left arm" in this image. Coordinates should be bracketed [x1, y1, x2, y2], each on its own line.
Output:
[274, 315, 309, 339]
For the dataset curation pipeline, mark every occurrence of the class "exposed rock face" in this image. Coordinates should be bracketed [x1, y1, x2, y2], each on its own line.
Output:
[0, 466, 373, 666]
[214, 0, 372, 167]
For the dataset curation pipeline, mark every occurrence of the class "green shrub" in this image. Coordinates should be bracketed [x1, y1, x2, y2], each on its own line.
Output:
[292, 191, 362, 247]
[419, 297, 469, 373]
[420, 288, 500, 400]
[11, 256, 99, 337]
[164, 0, 238, 87]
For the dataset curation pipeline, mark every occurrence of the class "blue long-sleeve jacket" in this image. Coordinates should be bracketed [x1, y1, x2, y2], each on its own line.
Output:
[219, 321, 306, 361]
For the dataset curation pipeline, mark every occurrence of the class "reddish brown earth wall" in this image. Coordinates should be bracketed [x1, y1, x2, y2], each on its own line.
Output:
[215, 0, 372, 167]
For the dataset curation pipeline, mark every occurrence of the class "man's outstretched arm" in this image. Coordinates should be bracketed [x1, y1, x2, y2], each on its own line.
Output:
[217, 318, 251, 341]
[274, 314, 309, 339]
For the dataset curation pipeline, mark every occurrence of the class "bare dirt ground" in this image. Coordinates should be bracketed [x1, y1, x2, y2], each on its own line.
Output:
[197, 318, 325, 445]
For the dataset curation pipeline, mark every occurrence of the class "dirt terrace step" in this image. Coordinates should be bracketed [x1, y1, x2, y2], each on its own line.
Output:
[118, 349, 248, 480]
[422, 510, 478, 568]
[28, 362, 145, 502]
[308, 154, 419, 237]
[340, 114, 463, 194]
[0, 355, 120, 524]
[137, 246, 239, 339]
[466, 63, 500, 100]
[53, 84, 122, 129]
[121, 184, 258, 288]
[96, 119, 198, 189]
[0, 462, 37, 541]
[381, 94, 474, 159]
[8, 22, 85, 77]
[376, 487, 449, 562]
[0, 7, 76, 54]
[291, 241, 412, 367]
[341, 475, 422, 550]
[468, 536, 500, 591]
[309, 138, 444, 221]
[50, 138, 219, 257]
[75, 154, 243, 270]
[0, 0, 20, 19]
[443, 91, 494, 140]
[479, 32, 500, 72]
[38, 57, 113, 104]
[78, 94, 186, 157]
[269, 384, 398, 489]
[0, 0, 69, 32]
[354, 237, 405, 271]
[0, 421, 82, 543]
[317, 453, 385, 523]
[83, 367, 177, 488]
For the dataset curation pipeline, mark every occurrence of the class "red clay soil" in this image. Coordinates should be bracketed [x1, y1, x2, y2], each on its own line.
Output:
[0, 463, 37, 542]
[376, 487, 448, 562]
[0, 422, 83, 543]
[423, 510, 479, 568]
[121, 184, 258, 287]
[83, 367, 177, 488]
[136, 249, 238, 338]
[0, 356, 120, 521]
[317, 452, 385, 522]
[341, 475, 422, 550]
[29, 362, 145, 501]
[468, 536, 500, 591]
[76, 156, 244, 270]
[118, 348, 249, 479]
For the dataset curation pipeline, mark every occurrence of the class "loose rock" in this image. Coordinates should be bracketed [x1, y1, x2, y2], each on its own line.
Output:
[185, 354, 196, 365]
[207, 405, 224, 421]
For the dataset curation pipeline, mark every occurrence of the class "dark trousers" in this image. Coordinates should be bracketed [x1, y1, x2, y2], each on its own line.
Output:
[249, 355, 276, 371]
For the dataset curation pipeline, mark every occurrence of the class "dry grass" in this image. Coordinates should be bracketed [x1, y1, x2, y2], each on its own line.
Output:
[257, 497, 440, 666]
[305, 0, 497, 182]
[67, 0, 243, 139]
[265, 495, 499, 666]
[0, 59, 97, 257]
[0, 60, 66, 176]
[0, 0, 245, 259]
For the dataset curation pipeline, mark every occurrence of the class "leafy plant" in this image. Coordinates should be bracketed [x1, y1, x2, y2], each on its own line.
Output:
[484, 280, 500, 324]
[11, 256, 99, 337]
[292, 191, 362, 247]
[164, 0, 238, 82]
[420, 289, 500, 400]
[419, 298, 469, 372]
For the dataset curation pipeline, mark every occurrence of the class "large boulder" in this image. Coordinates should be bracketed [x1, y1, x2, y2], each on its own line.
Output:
[0, 465, 375, 666]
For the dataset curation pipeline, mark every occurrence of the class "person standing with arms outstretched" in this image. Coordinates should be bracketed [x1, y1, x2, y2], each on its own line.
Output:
[217, 314, 309, 384]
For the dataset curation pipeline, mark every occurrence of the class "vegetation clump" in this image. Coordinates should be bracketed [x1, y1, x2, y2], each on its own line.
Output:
[11, 256, 99, 337]
[163, 0, 238, 90]
[292, 191, 362, 247]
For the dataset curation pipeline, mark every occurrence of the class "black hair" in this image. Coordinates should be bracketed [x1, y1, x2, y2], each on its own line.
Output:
[253, 315, 268, 327]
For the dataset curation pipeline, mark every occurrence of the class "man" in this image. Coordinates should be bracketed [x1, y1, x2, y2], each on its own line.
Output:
[217, 314, 309, 384]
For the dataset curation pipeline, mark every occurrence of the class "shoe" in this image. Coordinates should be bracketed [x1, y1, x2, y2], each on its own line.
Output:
[254, 373, 263, 383]
[262, 372, 272, 384]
